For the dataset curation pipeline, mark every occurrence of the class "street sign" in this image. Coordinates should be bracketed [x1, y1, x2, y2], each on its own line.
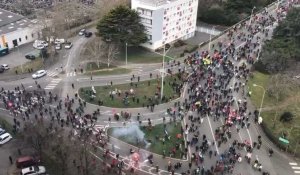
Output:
[279, 137, 289, 144]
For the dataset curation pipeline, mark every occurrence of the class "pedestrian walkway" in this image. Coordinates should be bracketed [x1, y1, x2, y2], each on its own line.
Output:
[289, 162, 300, 174]
[44, 78, 62, 90]
[66, 71, 76, 77]
[47, 70, 59, 77]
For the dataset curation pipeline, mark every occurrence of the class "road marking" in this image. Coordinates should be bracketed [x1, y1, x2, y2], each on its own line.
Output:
[44, 78, 62, 90]
[292, 167, 300, 170]
[295, 171, 300, 174]
[206, 114, 219, 155]
[290, 163, 298, 166]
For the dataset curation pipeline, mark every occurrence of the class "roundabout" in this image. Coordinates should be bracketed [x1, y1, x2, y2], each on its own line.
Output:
[0, 1, 299, 175]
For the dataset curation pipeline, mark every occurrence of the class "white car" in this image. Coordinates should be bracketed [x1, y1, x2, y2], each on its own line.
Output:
[0, 133, 12, 145]
[78, 29, 86, 36]
[1, 64, 9, 70]
[54, 38, 65, 45]
[32, 70, 47, 79]
[21, 166, 46, 175]
[33, 40, 48, 50]
[64, 42, 72, 49]
[55, 44, 62, 50]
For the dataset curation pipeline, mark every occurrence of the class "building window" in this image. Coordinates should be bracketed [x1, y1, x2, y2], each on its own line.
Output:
[25, 35, 28, 40]
[137, 8, 152, 17]
[147, 35, 152, 40]
[19, 38, 21, 42]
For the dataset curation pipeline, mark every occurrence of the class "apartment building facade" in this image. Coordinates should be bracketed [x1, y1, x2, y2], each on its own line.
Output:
[131, 0, 199, 50]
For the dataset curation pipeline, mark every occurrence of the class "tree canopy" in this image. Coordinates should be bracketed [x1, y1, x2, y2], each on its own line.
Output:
[198, 0, 274, 25]
[96, 5, 148, 46]
[254, 8, 300, 74]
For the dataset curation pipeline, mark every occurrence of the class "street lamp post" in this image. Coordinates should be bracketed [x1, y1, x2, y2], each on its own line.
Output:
[161, 44, 172, 101]
[125, 42, 128, 67]
[208, 26, 216, 52]
[248, 6, 256, 27]
[253, 84, 266, 122]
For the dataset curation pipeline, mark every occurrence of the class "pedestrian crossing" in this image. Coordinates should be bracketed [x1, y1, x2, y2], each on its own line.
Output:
[66, 71, 76, 77]
[47, 70, 59, 77]
[44, 78, 62, 90]
[290, 162, 300, 174]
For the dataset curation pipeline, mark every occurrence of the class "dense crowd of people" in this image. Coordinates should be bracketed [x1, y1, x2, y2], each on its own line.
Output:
[0, 0, 298, 174]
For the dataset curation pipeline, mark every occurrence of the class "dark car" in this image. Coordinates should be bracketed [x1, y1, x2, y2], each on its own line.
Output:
[16, 155, 40, 168]
[25, 50, 40, 60]
[0, 67, 4, 73]
[85, 32, 93, 38]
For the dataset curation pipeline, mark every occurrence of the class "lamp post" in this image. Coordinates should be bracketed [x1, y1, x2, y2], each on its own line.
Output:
[248, 6, 256, 27]
[253, 84, 266, 122]
[208, 26, 216, 52]
[125, 42, 128, 67]
[161, 44, 173, 101]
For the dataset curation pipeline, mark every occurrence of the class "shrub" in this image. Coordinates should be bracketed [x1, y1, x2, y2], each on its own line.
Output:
[280, 112, 293, 122]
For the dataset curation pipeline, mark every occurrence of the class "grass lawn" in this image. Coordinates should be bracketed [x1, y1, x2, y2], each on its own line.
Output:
[85, 62, 131, 76]
[79, 74, 183, 108]
[248, 71, 300, 155]
[108, 122, 185, 159]
[119, 46, 173, 63]
[10, 59, 44, 74]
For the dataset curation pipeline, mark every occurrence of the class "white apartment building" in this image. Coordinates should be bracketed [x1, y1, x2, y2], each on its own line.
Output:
[132, 0, 199, 50]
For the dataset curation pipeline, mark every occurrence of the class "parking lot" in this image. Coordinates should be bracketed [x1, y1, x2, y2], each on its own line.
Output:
[0, 43, 34, 69]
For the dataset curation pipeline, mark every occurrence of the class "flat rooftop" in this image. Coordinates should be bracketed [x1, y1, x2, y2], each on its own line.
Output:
[137, 0, 178, 7]
[0, 8, 37, 35]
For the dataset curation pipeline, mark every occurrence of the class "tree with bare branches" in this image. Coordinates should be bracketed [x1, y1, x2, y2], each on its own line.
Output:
[82, 38, 119, 68]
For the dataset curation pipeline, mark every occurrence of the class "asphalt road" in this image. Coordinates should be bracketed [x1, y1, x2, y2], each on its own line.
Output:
[0, 0, 300, 174]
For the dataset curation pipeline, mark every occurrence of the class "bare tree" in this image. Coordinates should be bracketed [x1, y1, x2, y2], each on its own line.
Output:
[106, 43, 119, 68]
[82, 38, 119, 68]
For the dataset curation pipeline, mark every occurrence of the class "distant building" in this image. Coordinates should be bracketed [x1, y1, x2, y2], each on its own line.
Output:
[132, 0, 199, 50]
[0, 8, 41, 49]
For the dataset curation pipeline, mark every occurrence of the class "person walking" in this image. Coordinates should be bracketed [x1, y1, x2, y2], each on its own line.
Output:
[9, 156, 13, 165]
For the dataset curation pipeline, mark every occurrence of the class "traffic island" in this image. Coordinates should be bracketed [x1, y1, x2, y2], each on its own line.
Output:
[107, 122, 186, 159]
[79, 73, 186, 108]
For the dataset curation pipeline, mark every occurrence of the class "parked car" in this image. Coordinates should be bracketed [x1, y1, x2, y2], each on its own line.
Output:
[0, 133, 12, 145]
[78, 29, 86, 36]
[55, 44, 62, 50]
[54, 38, 65, 44]
[64, 42, 73, 49]
[33, 40, 48, 50]
[32, 70, 47, 79]
[1, 64, 9, 70]
[16, 156, 40, 168]
[21, 166, 46, 175]
[25, 50, 40, 60]
[84, 32, 92, 38]
[0, 67, 4, 73]
[0, 128, 6, 136]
